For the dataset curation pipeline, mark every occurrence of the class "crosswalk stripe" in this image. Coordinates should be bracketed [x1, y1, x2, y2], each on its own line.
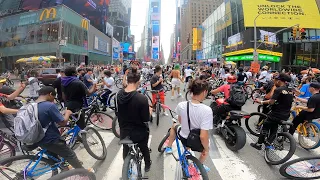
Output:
[74, 129, 115, 169]
[212, 134, 262, 180]
[103, 135, 152, 180]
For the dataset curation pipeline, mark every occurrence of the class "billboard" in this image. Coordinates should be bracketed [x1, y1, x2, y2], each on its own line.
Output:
[192, 28, 202, 50]
[22, 0, 110, 32]
[152, 36, 160, 48]
[152, 47, 159, 59]
[152, 21, 160, 36]
[242, 0, 320, 28]
[106, 22, 113, 37]
[112, 38, 120, 59]
[151, 13, 160, 20]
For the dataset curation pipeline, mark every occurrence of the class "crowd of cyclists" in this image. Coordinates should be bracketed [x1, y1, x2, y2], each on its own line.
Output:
[0, 60, 320, 179]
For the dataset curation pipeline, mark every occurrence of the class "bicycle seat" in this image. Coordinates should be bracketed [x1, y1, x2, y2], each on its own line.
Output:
[21, 144, 38, 151]
[119, 137, 134, 145]
[229, 110, 250, 119]
[279, 120, 294, 126]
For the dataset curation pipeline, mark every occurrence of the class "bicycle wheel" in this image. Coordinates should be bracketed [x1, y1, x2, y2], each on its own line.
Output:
[158, 131, 170, 152]
[245, 85, 253, 97]
[88, 111, 113, 130]
[279, 156, 320, 179]
[181, 155, 209, 180]
[58, 126, 77, 149]
[82, 126, 107, 160]
[185, 90, 192, 101]
[108, 93, 116, 110]
[0, 141, 15, 162]
[265, 132, 296, 165]
[116, 79, 123, 89]
[47, 168, 96, 180]
[251, 88, 263, 100]
[0, 155, 58, 179]
[112, 116, 120, 138]
[0, 165, 20, 180]
[122, 154, 142, 180]
[298, 122, 320, 150]
[156, 103, 161, 126]
[245, 112, 267, 137]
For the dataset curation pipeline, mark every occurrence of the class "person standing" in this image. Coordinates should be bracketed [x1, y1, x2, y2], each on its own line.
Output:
[150, 65, 168, 116]
[83, 68, 94, 88]
[184, 66, 193, 92]
[169, 64, 183, 100]
[116, 69, 152, 172]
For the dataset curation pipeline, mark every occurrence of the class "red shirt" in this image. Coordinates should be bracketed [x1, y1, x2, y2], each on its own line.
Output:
[218, 84, 231, 99]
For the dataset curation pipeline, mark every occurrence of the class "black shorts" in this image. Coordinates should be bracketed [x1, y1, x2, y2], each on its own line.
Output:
[174, 125, 188, 147]
[185, 76, 192, 83]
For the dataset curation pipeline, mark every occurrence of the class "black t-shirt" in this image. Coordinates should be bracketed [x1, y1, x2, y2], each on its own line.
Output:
[237, 72, 247, 82]
[62, 80, 88, 110]
[270, 86, 294, 120]
[307, 93, 320, 118]
[150, 75, 163, 91]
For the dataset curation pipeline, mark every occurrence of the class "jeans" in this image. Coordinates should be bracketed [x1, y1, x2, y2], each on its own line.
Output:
[289, 110, 315, 135]
[122, 133, 151, 166]
[40, 139, 83, 169]
[257, 117, 280, 144]
[100, 89, 112, 106]
[211, 103, 241, 124]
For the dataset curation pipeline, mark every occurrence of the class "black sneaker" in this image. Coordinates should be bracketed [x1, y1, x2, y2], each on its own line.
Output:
[250, 143, 262, 150]
[145, 160, 152, 172]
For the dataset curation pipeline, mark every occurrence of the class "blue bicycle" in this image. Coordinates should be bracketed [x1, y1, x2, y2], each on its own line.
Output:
[157, 104, 209, 180]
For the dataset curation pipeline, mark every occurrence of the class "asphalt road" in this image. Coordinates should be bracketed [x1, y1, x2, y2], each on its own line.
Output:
[2, 82, 319, 180]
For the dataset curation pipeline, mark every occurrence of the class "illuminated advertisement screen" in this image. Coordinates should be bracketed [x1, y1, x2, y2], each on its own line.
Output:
[22, 0, 110, 33]
[152, 21, 160, 36]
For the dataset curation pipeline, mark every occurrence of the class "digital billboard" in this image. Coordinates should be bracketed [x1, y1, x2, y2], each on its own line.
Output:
[22, 0, 110, 33]
[242, 0, 320, 28]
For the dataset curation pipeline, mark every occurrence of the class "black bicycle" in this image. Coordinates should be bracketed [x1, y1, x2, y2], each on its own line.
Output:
[280, 156, 320, 179]
[150, 90, 162, 126]
[120, 137, 151, 180]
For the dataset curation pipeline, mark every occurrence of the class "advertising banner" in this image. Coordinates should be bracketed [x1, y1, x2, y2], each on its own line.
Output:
[152, 47, 159, 60]
[94, 36, 108, 53]
[152, 36, 160, 48]
[176, 42, 181, 56]
[151, 13, 160, 20]
[226, 54, 280, 62]
[196, 50, 203, 60]
[192, 28, 202, 50]
[242, 0, 320, 28]
[106, 22, 113, 37]
[152, 21, 160, 36]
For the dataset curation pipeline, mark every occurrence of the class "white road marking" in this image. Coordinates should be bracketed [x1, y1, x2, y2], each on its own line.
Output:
[103, 135, 152, 180]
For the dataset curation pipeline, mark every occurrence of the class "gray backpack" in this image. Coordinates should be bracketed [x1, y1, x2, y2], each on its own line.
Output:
[14, 103, 50, 144]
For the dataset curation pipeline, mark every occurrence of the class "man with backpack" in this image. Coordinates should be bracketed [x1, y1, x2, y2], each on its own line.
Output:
[210, 75, 247, 126]
[14, 86, 84, 169]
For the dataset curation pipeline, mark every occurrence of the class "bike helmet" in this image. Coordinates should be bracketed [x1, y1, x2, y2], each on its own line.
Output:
[227, 75, 237, 84]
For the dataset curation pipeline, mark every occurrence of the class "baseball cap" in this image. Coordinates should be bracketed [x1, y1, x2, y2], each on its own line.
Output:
[310, 82, 320, 89]
[275, 73, 291, 82]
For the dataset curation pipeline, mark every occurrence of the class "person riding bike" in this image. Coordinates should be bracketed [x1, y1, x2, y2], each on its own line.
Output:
[289, 82, 320, 135]
[164, 78, 213, 171]
[251, 73, 294, 150]
[151, 65, 168, 116]
[236, 67, 247, 86]
[116, 69, 152, 172]
[98, 70, 114, 111]
[210, 75, 244, 126]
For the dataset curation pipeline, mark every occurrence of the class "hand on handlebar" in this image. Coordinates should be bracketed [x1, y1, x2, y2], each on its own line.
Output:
[254, 98, 261, 104]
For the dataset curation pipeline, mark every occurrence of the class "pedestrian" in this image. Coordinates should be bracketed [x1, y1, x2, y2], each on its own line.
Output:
[183, 66, 193, 92]
[169, 64, 183, 100]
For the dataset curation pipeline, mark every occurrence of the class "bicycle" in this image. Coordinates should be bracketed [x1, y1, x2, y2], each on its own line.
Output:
[150, 90, 163, 126]
[48, 168, 96, 180]
[279, 156, 320, 179]
[58, 107, 107, 160]
[157, 104, 209, 179]
[120, 137, 152, 180]
[245, 112, 296, 165]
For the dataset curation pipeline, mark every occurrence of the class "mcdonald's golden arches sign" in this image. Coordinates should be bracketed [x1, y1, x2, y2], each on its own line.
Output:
[39, 8, 57, 21]
[81, 19, 89, 30]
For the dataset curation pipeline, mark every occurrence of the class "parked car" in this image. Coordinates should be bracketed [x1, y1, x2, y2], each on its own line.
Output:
[28, 68, 60, 86]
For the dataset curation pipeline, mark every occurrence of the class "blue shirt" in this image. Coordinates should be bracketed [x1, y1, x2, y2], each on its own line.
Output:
[299, 84, 312, 99]
[38, 101, 64, 144]
[84, 74, 93, 88]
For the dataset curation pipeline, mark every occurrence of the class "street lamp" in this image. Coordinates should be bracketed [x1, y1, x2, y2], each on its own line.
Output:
[253, 14, 261, 61]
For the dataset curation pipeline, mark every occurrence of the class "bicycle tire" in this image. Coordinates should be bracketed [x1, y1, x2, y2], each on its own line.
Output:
[0, 155, 58, 178]
[47, 168, 96, 180]
[264, 132, 296, 165]
[144, 92, 152, 105]
[251, 88, 263, 100]
[156, 103, 160, 126]
[122, 154, 142, 180]
[245, 85, 253, 97]
[82, 126, 107, 160]
[279, 156, 320, 179]
[158, 131, 170, 152]
[298, 122, 320, 150]
[225, 125, 246, 151]
[245, 112, 267, 137]
[112, 116, 120, 138]
[0, 141, 15, 162]
[183, 155, 209, 180]
[108, 93, 116, 110]
[88, 111, 113, 130]
[116, 79, 123, 89]
[0, 165, 21, 180]
[58, 126, 77, 149]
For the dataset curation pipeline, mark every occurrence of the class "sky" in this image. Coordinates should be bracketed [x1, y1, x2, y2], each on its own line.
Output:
[130, 0, 176, 63]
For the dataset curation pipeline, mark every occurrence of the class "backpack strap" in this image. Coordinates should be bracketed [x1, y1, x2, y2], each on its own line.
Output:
[33, 102, 51, 132]
[187, 102, 191, 131]
[115, 92, 119, 113]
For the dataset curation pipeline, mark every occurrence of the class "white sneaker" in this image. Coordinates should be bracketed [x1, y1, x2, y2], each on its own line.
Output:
[178, 93, 182, 98]
[152, 112, 156, 118]
[171, 96, 174, 100]
[162, 111, 169, 116]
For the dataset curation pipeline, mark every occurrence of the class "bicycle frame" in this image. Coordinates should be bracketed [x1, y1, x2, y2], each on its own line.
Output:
[24, 149, 64, 177]
[127, 144, 143, 178]
[174, 137, 193, 178]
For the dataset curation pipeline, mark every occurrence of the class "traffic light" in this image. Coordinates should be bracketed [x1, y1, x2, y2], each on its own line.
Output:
[291, 26, 297, 38]
[300, 28, 307, 39]
[264, 35, 269, 42]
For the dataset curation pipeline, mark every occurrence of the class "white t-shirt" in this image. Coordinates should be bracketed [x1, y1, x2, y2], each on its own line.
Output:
[184, 69, 193, 77]
[219, 68, 225, 78]
[176, 101, 213, 139]
[103, 77, 114, 91]
[224, 73, 231, 80]
[258, 70, 268, 83]
[266, 73, 273, 82]
[245, 72, 252, 79]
